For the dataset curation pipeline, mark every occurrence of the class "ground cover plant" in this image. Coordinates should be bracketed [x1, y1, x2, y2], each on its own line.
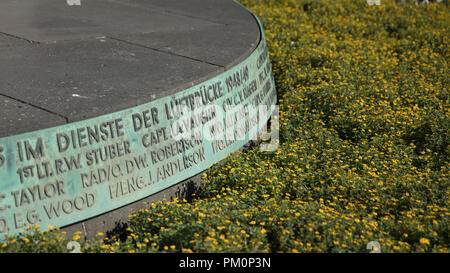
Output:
[1, 0, 448, 253]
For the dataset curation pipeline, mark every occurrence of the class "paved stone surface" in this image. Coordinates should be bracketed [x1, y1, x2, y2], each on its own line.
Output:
[0, 33, 33, 48]
[0, 37, 219, 125]
[113, 0, 257, 25]
[0, 94, 67, 137]
[0, 0, 260, 138]
[116, 23, 259, 68]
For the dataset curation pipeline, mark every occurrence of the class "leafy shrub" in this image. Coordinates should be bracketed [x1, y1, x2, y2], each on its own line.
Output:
[1, 0, 448, 253]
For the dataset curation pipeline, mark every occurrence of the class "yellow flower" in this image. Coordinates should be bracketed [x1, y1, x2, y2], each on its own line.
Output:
[72, 235, 81, 241]
[419, 238, 430, 245]
[260, 229, 267, 235]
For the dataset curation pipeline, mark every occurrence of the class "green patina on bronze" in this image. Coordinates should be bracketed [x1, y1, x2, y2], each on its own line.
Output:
[0, 10, 277, 236]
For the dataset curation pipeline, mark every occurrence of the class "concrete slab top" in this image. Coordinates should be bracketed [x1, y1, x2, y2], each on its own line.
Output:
[0, 0, 260, 138]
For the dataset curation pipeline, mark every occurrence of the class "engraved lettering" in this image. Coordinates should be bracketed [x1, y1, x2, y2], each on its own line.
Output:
[10, 180, 66, 207]
[132, 107, 159, 132]
[108, 176, 146, 200]
[0, 217, 9, 233]
[0, 194, 9, 211]
[43, 192, 95, 219]
[16, 138, 45, 162]
[56, 118, 125, 153]
[81, 163, 123, 188]
[85, 141, 130, 166]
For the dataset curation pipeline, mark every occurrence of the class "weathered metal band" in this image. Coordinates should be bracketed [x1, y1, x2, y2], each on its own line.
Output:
[0, 8, 277, 237]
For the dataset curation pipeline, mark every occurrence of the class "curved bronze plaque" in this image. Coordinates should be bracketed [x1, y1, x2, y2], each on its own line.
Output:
[0, 6, 277, 236]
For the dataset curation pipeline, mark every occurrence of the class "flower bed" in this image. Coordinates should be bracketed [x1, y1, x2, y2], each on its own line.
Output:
[1, 0, 448, 253]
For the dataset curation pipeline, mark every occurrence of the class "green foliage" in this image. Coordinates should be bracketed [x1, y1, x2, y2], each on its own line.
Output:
[1, 0, 448, 253]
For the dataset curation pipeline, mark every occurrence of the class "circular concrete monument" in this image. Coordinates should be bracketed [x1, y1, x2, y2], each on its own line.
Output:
[0, 0, 277, 238]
